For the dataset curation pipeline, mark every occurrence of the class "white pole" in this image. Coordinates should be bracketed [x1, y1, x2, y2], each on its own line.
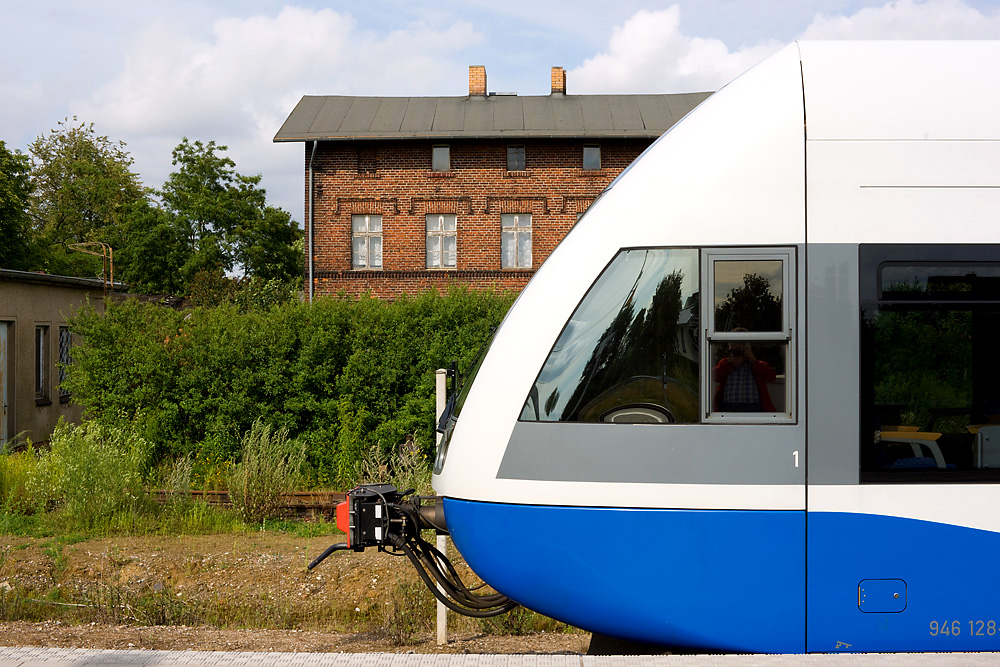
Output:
[434, 368, 449, 645]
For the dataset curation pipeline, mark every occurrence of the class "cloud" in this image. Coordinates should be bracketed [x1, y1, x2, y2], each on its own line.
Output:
[80, 7, 480, 138]
[801, 0, 1000, 39]
[569, 6, 782, 94]
[569, 1, 1000, 96]
[71, 6, 482, 219]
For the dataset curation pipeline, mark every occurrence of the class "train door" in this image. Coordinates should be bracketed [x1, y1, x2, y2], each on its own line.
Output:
[806, 243, 1000, 652]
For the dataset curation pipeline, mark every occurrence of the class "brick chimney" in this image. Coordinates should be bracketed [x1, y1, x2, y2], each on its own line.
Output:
[551, 66, 566, 95]
[469, 65, 487, 96]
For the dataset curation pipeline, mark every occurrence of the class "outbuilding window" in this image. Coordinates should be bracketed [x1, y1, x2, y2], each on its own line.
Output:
[35, 325, 49, 403]
[58, 326, 72, 402]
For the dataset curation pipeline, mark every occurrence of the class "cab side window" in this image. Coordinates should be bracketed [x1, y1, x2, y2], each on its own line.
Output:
[520, 246, 798, 425]
[704, 249, 794, 421]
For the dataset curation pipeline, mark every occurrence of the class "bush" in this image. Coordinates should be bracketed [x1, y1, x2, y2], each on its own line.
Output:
[27, 419, 152, 531]
[66, 287, 515, 488]
[226, 420, 306, 523]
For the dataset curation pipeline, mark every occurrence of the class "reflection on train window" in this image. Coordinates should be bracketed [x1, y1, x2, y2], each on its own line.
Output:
[860, 245, 1000, 483]
[709, 341, 786, 413]
[712, 260, 783, 332]
[705, 251, 794, 421]
[520, 248, 700, 423]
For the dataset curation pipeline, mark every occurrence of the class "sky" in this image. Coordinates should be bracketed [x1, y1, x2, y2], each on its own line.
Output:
[4, 0, 1000, 223]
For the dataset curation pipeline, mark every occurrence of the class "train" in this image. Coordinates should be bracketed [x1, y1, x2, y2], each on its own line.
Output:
[313, 41, 1000, 653]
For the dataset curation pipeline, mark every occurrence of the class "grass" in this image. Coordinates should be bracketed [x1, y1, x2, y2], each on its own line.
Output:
[0, 525, 579, 643]
[0, 421, 578, 643]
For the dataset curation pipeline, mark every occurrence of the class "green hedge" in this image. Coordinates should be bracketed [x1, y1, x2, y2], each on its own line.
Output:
[65, 288, 514, 488]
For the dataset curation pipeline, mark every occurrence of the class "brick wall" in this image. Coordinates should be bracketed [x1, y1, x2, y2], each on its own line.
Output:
[304, 137, 651, 299]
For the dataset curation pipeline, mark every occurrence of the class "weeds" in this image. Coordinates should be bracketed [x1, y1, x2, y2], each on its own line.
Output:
[226, 420, 306, 524]
[0, 448, 36, 514]
[356, 434, 432, 495]
[26, 419, 152, 533]
[164, 456, 194, 503]
[380, 580, 435, 644]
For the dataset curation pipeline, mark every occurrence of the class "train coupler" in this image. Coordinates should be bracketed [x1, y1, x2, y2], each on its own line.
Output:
[308, 483, 517, 618]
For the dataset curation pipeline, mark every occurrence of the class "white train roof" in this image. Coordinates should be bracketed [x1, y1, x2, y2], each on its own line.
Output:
[800, 41, 1000, 141]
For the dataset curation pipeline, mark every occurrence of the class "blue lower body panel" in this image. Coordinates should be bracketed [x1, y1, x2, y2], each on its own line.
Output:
[808, 512, 1000, 653]
[443, 499, 805, 653]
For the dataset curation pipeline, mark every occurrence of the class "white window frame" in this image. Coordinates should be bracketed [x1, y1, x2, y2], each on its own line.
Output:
[501, 214, 532, 269]
[583, 144, 601, 170]
[432, 145, 450, 172]
[701, 247, 795, 423]
[426, 214, 457, 269]
[352, 214, 383, 270]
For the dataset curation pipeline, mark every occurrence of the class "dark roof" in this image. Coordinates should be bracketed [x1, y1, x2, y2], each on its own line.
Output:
[274, 92, 712, 142]
[0, 269, 121, 290]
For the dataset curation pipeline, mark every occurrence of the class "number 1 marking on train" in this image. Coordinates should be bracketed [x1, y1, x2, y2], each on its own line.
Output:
[793, 450, 799, 468]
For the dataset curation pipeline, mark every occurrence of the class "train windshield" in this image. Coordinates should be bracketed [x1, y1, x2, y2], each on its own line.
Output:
[521, 248, 701, 423]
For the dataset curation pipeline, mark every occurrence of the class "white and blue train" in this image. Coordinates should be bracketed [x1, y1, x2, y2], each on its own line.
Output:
[314, 41, 1000, 653]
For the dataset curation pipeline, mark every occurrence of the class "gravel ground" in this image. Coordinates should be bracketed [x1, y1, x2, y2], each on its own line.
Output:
[0, 533, 590, 655]
[0, 620, 591, 654]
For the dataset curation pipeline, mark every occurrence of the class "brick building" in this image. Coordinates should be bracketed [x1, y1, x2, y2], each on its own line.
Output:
[275, 66, 710, 299]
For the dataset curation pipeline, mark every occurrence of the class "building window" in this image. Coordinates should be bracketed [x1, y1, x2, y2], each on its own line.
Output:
[357, 146, 377, 174]
[59, 326, 72, 402]
[583, 145, 601, 170]
[501, 214, 532, 269]
[704, 249, 794, 422]
[35, 325, 49, 402]
[507, 145, 525, 171]
[352, 214, 383, 269]
[432, 145, 450, 172]
[426, 214, 457, 269]
[860, 244, 1000, 483]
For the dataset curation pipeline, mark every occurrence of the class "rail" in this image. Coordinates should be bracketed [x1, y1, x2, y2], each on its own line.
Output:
[148, 489, 346, 515]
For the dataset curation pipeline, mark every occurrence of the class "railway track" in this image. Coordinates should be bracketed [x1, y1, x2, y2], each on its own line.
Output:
[148, 489, 346, 517]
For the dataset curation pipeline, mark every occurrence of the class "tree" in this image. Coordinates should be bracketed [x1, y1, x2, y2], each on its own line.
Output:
[28, 117, 147, 277]
[714, 273, 782, 333]
[0, 140, 34, 270]
[117, 138, 302, 294]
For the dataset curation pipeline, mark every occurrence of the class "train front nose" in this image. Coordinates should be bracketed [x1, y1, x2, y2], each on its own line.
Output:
[442, 496, 806, 653]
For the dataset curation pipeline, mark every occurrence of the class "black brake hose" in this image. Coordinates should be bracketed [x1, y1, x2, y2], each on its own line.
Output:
[400, 543, 517, 617]
[420, 539, 506, 599]
[408, 539, 510, 609]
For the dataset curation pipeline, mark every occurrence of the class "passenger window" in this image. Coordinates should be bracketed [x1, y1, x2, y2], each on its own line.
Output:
[860, 245, 1000, 483]
[520, 248, 700, 423]
[705, 251, 794, 421]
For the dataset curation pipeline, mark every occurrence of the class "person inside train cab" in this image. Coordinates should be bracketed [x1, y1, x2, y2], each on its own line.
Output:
[713, 332, 777, 412]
